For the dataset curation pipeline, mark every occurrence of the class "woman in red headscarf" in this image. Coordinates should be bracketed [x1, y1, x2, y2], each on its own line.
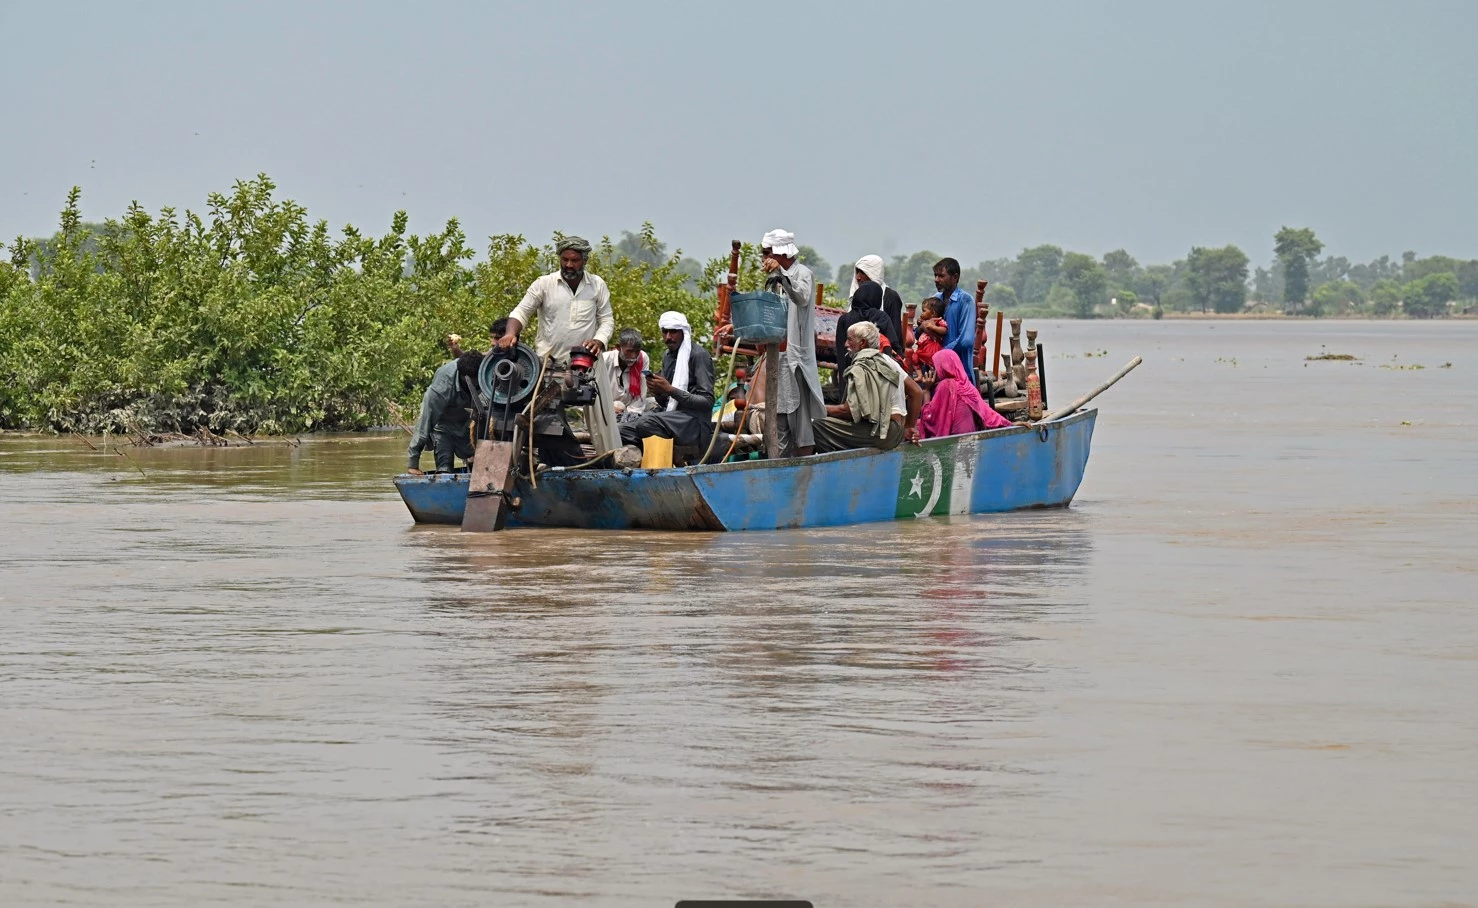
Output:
[917, 349, 1012, 438]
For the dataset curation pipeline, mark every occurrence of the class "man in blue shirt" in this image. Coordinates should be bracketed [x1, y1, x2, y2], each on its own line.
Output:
[932, 257, 976, 384]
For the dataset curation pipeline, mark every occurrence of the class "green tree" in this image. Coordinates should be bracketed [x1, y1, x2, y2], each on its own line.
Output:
[1101, 248, 1141, 300]
[1368, 279, 1403, 317]
[1186, 245, 1250, 314]
[1459, 260, 1478, 300]
[1136, 264, 1174, 309]
[1402, 272, 1458, 318]
[1274, 226, 1324, 311]
[794, 245, 831, 289]
[1013, 245, 1064, 306]
[1060, 252, 1108, 318]
[1310, 280, 1364, 317]
[987, 283, 1019, 311]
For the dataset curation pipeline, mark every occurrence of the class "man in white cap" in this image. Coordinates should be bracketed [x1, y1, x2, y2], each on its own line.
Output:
[761, 228, 825, 457]
[617, 310, 716, 457]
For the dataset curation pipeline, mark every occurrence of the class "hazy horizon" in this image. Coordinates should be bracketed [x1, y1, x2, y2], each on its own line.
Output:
[4, 0, 1476, 269]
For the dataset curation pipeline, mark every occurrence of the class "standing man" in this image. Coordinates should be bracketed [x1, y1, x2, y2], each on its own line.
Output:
[498, 236, 614, 362]
[932, 257, 977, 384]
[761, 228, 825, 457]
[618, 311, 715, 457]
[406, 351, 485, 475]
[497, 236, 615, 466]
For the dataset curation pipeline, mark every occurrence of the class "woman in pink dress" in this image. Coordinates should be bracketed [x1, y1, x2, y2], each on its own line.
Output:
[917, 349, 1012, 438]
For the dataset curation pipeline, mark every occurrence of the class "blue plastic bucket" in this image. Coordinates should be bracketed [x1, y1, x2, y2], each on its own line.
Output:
[729, 291, 788, 344]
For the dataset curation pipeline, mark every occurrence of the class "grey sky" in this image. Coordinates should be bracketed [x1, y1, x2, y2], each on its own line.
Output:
[4, 0, 1475, 271]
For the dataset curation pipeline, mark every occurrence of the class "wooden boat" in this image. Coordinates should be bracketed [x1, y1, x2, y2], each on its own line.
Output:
[393, 407, 1096, 530]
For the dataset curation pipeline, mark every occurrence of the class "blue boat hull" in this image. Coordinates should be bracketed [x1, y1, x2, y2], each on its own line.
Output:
[393, 408, 1097, 531]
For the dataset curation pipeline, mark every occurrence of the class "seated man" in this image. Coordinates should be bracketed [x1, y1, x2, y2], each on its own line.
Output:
[406, 350, 485, 474]
[811, 321, 923, 454]
[618, 311, 715, 456]
[599, 327, 657, 424]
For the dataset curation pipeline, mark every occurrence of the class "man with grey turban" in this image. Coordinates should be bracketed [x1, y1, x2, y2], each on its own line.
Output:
[760, 228, 825, 457]
[498, 235, 614, 362]
[497, 234, 615, 466]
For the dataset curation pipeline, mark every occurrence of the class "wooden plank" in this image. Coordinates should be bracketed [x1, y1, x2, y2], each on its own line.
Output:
[461, 439, 518, 532]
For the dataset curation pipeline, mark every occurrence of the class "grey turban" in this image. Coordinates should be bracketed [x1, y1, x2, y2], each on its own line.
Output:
[556, 235, 592, 255]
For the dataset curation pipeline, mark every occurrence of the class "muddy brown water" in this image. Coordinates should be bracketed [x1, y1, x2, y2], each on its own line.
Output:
[2, 320, 1476, 907]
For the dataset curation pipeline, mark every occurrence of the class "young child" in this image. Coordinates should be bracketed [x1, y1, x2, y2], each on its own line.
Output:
[914, 297, 948, 364]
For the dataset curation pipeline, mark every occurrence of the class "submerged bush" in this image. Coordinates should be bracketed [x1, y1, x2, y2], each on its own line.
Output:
[0, 176, 714, 433]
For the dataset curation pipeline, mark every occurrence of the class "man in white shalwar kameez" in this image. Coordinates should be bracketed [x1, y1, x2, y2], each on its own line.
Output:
[760, 228, 825, 457]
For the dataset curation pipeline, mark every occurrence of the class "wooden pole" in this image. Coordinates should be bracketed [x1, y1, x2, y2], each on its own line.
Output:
[763, 343, 781, 460]
[973, 280, 990, 372]
[903, 302, 918, 370]
[717, 239, 741, 352]
[1044, 356, 1143, 422]
[992, 310, 1004, 379]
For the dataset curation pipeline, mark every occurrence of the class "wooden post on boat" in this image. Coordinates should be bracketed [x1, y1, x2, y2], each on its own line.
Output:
[973, 280, 990, 373]
[716, 240, 741, 350]
[763, 343, 780, 459]
[992, 311, 1004, 379]
[903, 302, 918, 370]
[1009, 319, 1025, 385]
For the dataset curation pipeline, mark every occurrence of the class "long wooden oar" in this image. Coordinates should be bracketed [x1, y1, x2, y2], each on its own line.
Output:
[1043, 356, 1142, 422]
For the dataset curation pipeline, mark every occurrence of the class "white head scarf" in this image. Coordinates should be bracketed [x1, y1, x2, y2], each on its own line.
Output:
[657, 311, 692, 412]
[849, 254, 886, 301]
[761, 229, 799, 257]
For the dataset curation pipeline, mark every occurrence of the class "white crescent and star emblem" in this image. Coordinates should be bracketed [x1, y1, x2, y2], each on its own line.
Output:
[907, 453, 943, 518]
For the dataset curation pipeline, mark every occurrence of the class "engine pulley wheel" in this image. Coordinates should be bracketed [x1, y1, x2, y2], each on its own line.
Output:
[479, 343, 540, 408]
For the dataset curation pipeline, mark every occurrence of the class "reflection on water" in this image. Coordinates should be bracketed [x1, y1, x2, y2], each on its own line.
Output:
[3, 321, 1477, 906]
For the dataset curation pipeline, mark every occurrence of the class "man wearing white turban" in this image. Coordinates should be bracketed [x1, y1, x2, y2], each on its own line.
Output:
[849, 254, 904, 337]
[760, 228, 825, 457]
[617, 310, 716, 456]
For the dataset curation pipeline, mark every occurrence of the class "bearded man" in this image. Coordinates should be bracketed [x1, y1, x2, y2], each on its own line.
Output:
[496, 235, 615, 466]
[760, 228, 825, 457]
[617, 311, 715, 454]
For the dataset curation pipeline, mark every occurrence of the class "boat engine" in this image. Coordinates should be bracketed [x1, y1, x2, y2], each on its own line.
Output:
[476, 343, 603, 442]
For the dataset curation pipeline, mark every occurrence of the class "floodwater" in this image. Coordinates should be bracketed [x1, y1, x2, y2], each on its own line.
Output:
[2, 320, 1476, 907]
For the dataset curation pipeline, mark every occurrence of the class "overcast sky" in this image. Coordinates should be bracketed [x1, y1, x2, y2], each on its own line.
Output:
[3, 0, 1475, 270]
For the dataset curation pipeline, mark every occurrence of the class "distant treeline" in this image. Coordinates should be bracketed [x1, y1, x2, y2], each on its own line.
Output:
[804, 228, 1478, 320]
[4, 177, 1474, 434]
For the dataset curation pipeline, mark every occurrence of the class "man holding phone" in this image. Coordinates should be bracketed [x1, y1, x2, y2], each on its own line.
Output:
[598, 327, 657, 423]
[618, 311, 715, 457]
